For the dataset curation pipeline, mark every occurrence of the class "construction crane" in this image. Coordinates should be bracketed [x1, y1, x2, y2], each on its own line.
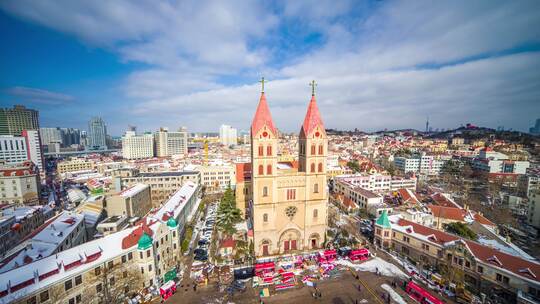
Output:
[203, 139, 209, 165]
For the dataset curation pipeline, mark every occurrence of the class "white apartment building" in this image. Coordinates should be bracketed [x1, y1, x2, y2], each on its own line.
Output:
[22, 130, 44, 173]
[335, 174, 417, 193]
[394, 154, 446, 175]
[0, 162, 40, 205]
[190, 163, 236, 193]
[154, 127, 188, 157]
[219, 124, 237, 146]
[472, 148, 530, 175]
[122, 131, 154, 160]
[0, 135, 28, 165]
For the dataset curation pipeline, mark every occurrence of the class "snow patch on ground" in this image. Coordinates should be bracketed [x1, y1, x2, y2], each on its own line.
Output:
[336, 257, 409, 279]
[381, 284, 407, 304]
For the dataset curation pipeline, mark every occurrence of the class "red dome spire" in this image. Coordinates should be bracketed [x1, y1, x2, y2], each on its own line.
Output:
[301, 94, 325, 136]
[251, 92, 276, 135]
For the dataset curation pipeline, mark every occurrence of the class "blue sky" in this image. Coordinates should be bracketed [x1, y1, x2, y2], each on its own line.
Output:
[1, 0, 539, 135]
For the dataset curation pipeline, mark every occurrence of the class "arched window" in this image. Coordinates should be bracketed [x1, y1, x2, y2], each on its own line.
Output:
[311, 145, 316, 155]
[258, 145, 264, 156]
[258, 165, 264, 175]
[263, 213, 268, 222]
[267, 145, 272, 156]
[313, 209, 318, 218]
[310, 163, 315, 173]
[263, 186, 268, 197]
[314, 183, 319, 193]
[267, 165, 272, 175]
[318, 163, 323, 172]
[318, 144, 323, 155]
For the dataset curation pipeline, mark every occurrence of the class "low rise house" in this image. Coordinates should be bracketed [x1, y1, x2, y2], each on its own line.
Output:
[0, 162, 40, 205]
[106, 184, 151, 218]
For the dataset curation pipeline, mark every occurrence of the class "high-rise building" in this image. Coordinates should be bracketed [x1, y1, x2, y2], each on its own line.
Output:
[88, 117, 107, 150]
[61, 128, 81, 146]
[154, 127, 188, 157]
[39, 127, 63, 146]
[0, 135, 28, 165]
[238, 84, 328, 257]
[122, 130, 154, 159]
[530, 118, 540, 135]
[22, 130, 44, 173]
[0, 105, 39, 136]
[219, 124, 237, 146]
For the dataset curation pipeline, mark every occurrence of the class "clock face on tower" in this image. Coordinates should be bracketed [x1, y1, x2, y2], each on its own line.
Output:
[285, 206, 297, 219]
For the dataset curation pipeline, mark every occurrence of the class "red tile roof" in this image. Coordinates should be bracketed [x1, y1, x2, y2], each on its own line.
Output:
[121, 222, 154, 249]
[301, 94, 325, 136]
[396, 219, 540, 283]
[220, 238, 236, 248]
[428, 205, 467, 221]
[251, 93, 276, 135]
[473, 213, 496, 227]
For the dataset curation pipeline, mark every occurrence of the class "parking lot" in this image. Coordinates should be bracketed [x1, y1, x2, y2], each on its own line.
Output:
[192, 202, 217, 263]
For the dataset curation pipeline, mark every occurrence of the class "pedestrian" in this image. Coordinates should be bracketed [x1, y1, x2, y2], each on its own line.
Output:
[355, 299, 358, 304]
[193, 284, 197, 292]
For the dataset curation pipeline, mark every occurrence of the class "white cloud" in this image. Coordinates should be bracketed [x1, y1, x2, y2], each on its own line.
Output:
[6, 86, 74, 105]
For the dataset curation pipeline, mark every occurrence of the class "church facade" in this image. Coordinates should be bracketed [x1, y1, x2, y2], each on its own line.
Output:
[240, 83, 328, 257]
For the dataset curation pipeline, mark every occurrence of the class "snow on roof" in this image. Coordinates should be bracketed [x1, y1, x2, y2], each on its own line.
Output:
[152, 181, 198, 226]
[119, 183, 148, 198]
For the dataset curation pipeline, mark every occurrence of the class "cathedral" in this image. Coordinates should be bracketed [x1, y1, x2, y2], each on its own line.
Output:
[236, 80, 328, 257]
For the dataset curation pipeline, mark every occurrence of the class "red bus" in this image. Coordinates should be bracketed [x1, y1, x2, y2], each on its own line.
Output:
[406, 281, 444, 304]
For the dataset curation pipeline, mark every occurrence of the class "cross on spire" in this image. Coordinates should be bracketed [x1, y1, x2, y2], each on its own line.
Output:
[309, 80, 317, 96]
[259, 77, 266, 93]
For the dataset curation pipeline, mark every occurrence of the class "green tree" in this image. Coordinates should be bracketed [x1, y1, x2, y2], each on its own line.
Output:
[216, 187, 242, 236]
[444, 222, 477, 240]
[347, 160, 361, 173]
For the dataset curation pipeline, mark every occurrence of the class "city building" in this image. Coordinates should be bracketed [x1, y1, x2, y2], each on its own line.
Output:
[96, 215, 129, 236]
[21, 130, 44, 173]
[57, 158, 95, 175]
[394, 153, 447, 175]
[154, 127, 188, 157]
[118, 171, 200, 207]
[0, 162, 40, 205]
[528, 190, 540, 229]
[191, 163, 235, 193]
[0, 181, 199, 304]
[219, 124, 237, 146]
[0, 212, 86, 273]
[242, 87, 328, 256]
[471, 147, 530, 178]
[518, 168, 540, 196]
[87, 117, 107, 151]
[106, 184, 151, 218]
[374, 212, 540, 303]
[0, 136, 28, 166]
[0, 105, 39, 136]
[334, 174, 417, 193]
[39, 127, 62, 147]
[122, 130, 154, 160]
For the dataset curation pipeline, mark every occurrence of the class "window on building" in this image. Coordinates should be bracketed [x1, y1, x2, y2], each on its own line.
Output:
[258, 145, 264, 156]
[122, 255, 127, 263]
[128, 252, 133, 260]
[65, 279, 73, 291]
[75, 275, 82, 285]
[310, 163, 315, 173]
[318, 163, 323, 172]
[318, 145, 323, 155]
[141, 267, 144, 274]
[477, 265, 483, 273]
[123, 271, 128, 278]
[465, 260, 470, 268]
[263, 213, 268, 222]
[503, 276, 509, 284]
[139, 252, 143, 259]
[311, 145, 316, 155]
[258, 165, 264, 175]
[286, 189, 296, 200]
[109, 276, 115, 286]
[95, 267, 101, 276]
[96, 283, 103, 293]
[146, 250, 151, 257]
[108, 261, 113, 269]
[267, 165, 272, 175]
[313, 209, 318, 218]
[263, 186, 268, 197]
[149, 265, 152, 272]
[39, 291, 49, 302]
[26, 296, 36, 304]
[267, 146, 272, 156]
[314, 183, 319, 193]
